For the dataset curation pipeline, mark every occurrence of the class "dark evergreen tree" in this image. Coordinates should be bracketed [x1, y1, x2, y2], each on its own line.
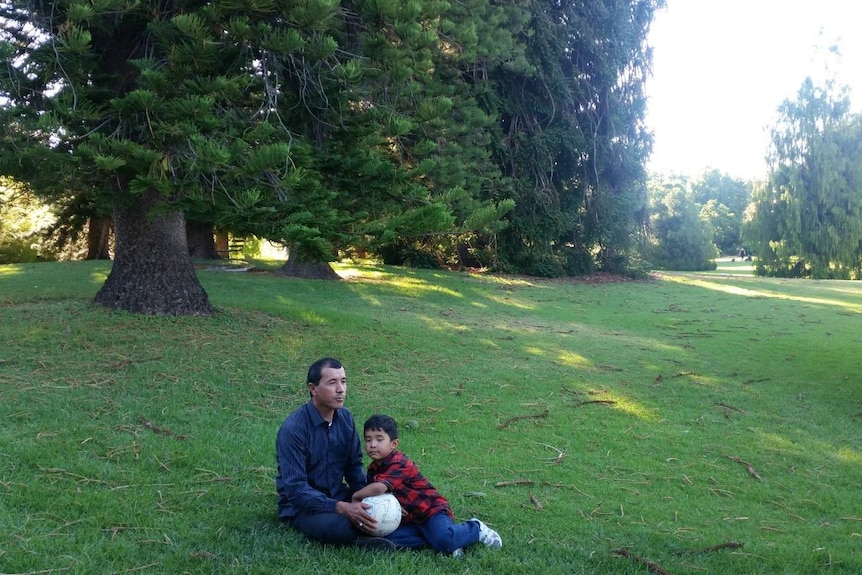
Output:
[487, 0, 662, 276]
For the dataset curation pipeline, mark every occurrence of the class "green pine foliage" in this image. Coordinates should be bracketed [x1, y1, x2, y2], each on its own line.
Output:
[744, 77, 862, 279]
[488, 0, 663, 277]
[1, 0, 663, 279]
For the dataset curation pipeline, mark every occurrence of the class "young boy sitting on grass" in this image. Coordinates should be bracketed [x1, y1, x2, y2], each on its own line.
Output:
[351, 414, 502, 556]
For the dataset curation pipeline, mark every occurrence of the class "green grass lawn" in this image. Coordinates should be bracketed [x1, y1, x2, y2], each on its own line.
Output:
[1, 260, 860, 574]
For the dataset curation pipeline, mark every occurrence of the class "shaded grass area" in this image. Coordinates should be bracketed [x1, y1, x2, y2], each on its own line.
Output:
[1, 261, 860, 574]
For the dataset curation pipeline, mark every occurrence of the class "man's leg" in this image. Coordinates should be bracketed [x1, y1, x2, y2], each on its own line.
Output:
[290, 511, 356, 544]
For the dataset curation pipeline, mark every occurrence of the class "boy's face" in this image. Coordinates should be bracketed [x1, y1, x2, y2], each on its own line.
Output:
[364, 428, 398, 461]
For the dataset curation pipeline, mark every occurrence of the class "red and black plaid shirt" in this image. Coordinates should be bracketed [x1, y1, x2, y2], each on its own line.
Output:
[367, 450, 453, 524]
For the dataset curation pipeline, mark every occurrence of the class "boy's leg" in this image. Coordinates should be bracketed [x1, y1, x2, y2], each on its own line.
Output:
[420, 513, 480, 554]
[383, 523, 431, 550]
[290, 511, 357, 544]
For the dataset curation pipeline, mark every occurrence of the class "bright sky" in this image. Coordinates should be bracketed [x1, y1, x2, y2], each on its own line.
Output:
[645, 0, 862, 181]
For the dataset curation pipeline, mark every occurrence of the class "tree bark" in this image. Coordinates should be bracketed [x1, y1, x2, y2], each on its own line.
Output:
[94, 189, 213, 315]
[186, 220, 220, 259]
[274, 245, 341, 280]
[86, 217, 113, 260]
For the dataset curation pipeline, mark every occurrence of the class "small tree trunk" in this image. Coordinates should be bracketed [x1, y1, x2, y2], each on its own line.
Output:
[94, 189, 213, 315]
[274, 245, 341, 280]
[86, 217, 112, 260]
[186, 220, 220, 259]
[215, 230, 230, 258]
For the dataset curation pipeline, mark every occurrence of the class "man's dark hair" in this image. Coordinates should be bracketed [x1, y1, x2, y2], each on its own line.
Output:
[364, 414, 399, 440]
[306, 357, 343, 386]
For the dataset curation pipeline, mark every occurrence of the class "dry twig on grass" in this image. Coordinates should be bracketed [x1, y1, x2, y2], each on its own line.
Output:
[497, 409, 548, 429]
[139, 416, 187, 440]
[495, 479, 535, 487]
[728, 456, 762, 481]
[672, 541, 743, 555]
[715, 402, 743, 412]
[535, 441, 566, 464]
[529, 491, 543, 510]
[612, 548, 672, 575]
[572, 400, 617, 408]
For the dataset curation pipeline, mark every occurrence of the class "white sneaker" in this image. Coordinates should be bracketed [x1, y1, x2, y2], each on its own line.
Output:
[471, 518, 502, 549]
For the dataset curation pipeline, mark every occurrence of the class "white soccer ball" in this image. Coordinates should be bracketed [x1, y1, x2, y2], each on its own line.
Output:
[362, 493, 402, 536]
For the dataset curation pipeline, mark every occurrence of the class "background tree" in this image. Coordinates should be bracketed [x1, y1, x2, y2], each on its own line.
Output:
[743, 77, 862, 278]
[691, 169, 751, 255]
[646, 175, 717, 271]
[0, 178, 57, 263]
[489, 0, 662, 277]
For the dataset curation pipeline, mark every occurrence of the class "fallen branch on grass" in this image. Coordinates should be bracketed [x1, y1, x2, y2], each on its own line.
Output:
[497, 409, 549, 429]
[535, 441, 566, 464]
[529, 491, 543, 510]
[715, 402, 743, 413]
[495, 479, 535, 487]
[728, 456, 762, 481]
[612, 548, 672, 575]
[672, 541, 743, 555]
[572, 400, 617, 408]
[140, 416, 187, 440]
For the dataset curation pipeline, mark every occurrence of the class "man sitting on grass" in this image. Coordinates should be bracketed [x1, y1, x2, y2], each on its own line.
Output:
[351, 414, 503, 556]
[275, 358, 393, 550]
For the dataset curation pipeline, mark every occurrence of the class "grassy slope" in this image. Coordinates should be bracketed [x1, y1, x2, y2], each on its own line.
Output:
[0, 260, 860, 574]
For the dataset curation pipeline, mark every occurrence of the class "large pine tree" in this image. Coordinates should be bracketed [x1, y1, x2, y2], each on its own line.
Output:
[1, 1, 348, 312]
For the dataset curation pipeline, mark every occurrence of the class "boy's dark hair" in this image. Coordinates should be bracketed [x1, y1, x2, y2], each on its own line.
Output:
[306, 357, 343, 386]
[364, 414, 399, 440]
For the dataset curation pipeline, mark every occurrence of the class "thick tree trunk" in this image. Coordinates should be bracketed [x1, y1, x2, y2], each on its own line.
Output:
[274, 245, 341, 280]
[186, 220, 220, 259]
[94, 189, 213, 315]
[86, 217, 112, 260]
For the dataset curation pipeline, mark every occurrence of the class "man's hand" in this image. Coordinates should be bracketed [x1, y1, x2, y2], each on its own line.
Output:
[336, 500, 378, 533]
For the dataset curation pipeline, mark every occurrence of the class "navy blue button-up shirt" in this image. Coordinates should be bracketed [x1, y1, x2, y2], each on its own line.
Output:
[275, 402, 367, 520]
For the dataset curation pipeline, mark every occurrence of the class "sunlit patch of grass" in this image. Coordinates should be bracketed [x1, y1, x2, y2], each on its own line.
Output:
[0, 263, 24, 276]
[662, 273, 862, 313]
[834, 446, 861, 463]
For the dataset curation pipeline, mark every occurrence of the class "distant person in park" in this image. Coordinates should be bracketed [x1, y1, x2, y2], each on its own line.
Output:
[351, 414, 503, 556]
[275, 358, 394, 550]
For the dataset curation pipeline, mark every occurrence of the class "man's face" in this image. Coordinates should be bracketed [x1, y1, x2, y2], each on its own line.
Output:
[309, 365, 346, 413]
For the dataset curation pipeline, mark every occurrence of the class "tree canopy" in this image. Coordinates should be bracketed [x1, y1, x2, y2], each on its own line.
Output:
[1, 0, 663, 314]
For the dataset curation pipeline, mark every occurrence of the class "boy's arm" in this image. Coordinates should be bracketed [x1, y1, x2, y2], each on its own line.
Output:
[351, 481, 388, 501]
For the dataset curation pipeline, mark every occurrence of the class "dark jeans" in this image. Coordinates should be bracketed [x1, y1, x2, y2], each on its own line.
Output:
[386, 513, 480, 553]
[289, 510, 359, 545]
